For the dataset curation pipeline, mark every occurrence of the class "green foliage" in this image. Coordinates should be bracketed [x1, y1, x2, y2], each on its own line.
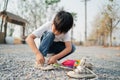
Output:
[17, 0, 61, 33]
[109, 0, 113, 2]
[71, 12, 77, 21]
[45, 0, 60, 5]
[22, 0, 26, 1]
[107, 5, 112, 11]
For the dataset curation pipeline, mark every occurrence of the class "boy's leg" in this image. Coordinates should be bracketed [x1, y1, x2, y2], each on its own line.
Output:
[39, 31, 55, 56]
[48, 42, 76, 60]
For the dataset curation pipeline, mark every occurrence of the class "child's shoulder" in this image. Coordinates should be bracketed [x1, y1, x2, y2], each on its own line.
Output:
[45, 21, 52, 25]
[41, 21, 52, 28]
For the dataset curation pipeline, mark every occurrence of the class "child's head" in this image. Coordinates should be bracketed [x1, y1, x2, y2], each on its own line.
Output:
[53, 11, 73, 34]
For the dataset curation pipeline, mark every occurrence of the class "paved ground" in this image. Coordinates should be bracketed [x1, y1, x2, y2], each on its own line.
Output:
[0, 44, 120, 80]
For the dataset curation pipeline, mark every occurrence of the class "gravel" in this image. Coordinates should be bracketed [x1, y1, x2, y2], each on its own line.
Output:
[0, 44, 120, 80]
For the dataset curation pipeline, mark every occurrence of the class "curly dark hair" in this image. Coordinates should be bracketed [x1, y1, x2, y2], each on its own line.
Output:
[53, 11, 73, 33]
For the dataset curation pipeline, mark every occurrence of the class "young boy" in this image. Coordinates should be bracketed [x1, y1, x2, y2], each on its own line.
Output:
[26, 11, 76, 66]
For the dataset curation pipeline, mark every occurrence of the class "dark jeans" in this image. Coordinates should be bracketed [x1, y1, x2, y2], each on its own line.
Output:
[39, 31, 76, 60]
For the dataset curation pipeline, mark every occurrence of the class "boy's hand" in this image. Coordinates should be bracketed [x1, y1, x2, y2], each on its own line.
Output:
[36, 53, 45, 65]
[48, 56, 57, 64]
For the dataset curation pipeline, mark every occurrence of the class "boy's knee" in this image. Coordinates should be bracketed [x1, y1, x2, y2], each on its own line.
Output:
[45, 31, 55, 38]
[41, 31, 55, 41]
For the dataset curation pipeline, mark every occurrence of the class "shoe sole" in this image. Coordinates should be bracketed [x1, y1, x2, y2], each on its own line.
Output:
[67, 68, 97, 79]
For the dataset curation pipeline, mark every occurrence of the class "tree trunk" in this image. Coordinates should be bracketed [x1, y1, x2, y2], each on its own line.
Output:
[110, 19, 112, 47]
[0, 19, 3, 32]
[4, 21, 7, 43]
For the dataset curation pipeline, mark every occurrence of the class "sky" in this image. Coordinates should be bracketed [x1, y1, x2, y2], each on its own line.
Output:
[58, 0, 120, 41]
[58, 0, 106, 41]
[0, 0, 120, 42]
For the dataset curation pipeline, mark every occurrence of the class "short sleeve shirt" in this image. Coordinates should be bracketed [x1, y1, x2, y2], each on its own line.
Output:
[32, 21, 71, 42]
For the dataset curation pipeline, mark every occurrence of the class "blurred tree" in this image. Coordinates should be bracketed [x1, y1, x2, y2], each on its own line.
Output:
[101, 0, 120, 46]
[18, 0, 60, 34]
[18, 0, 46, 32]
[90, 0, 120, 46]
[88, 13, 108, 46]
[45, 0, 60, 5]
[45, 0, 60, 21]
[71, 12, 77, 42]
[0, 0, 9, 32]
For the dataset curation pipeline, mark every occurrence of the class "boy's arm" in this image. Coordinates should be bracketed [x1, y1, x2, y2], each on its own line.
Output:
[26, 34, 45, 64]
[48, 41, 72, 64]
[54, 41, 72, 59]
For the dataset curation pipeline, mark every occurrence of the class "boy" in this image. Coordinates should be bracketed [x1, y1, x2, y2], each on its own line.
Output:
[26, 11, 76, 66]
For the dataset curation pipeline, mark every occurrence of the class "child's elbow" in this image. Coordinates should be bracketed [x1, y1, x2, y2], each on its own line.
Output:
[25, 34, 35, 43]
[25, 36, 29, 43]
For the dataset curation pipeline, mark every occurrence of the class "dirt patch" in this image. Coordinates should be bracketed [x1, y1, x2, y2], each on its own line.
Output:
[97, 54, 110, 60]
[105, 47, 120, 50]
[115, 53, 120, 57]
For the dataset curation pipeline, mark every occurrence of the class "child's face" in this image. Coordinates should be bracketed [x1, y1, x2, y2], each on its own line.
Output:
[52, 24, 61, 35]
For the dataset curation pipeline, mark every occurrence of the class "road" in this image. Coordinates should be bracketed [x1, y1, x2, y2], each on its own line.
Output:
[0, 44, 120, 80]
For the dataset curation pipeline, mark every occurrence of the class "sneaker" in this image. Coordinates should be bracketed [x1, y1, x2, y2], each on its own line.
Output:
[47, 53, 54, 57]
[67, 57, 95, 79]
[79, 57, 86, 66]
[67, 68, 96, 79]
[84, 62, 93, 70]
[35, 62, 55, 70]
[40, 64, 55, 70]
[74, 66, 86, 74]
[67, 64, 95, 79]
[34, 62, 44, 69]
[79, 57, 93, 70]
